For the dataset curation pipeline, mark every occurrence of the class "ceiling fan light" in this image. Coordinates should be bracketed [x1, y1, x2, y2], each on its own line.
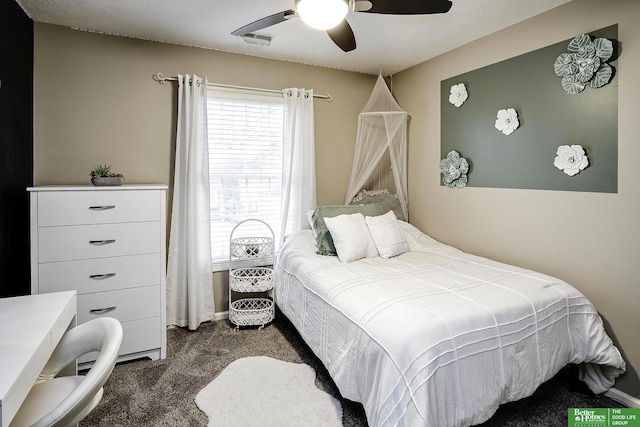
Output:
[297, 0, 348, 30]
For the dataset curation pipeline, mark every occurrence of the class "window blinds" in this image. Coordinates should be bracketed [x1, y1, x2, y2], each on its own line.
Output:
[207, 90, 285, 265]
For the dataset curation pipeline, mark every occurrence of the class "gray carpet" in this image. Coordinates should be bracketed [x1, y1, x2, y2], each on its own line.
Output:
[81, 312, 623, 426]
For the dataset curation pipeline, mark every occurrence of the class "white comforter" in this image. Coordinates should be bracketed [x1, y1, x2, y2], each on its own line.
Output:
[274, 222, 625, 427]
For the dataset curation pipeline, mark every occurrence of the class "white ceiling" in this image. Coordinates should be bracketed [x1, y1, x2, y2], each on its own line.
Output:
[15, 0, 570, 75]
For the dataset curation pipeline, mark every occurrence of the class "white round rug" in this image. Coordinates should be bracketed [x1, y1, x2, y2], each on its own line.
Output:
[195, 356, 343, 427]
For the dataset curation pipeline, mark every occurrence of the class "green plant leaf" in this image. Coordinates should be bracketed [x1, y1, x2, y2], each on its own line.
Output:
[90, 164, 123, 177]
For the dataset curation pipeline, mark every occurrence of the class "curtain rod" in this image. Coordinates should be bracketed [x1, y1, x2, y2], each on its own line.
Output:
[152, 73, 332, 102]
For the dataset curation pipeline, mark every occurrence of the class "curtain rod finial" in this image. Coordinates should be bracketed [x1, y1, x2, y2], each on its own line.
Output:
[153, 73, 166, 84]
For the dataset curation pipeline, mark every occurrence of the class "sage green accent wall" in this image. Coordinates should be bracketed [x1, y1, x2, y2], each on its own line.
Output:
[440, 25, 618, 192]
[395, 0, 640, 399]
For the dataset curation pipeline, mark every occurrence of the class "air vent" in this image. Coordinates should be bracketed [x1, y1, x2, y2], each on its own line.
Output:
[242, 33, 272, 46]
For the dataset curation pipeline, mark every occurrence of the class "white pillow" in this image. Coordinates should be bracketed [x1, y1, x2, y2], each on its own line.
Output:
[323, 213, 378, 262]
[365, 210, 409, 258]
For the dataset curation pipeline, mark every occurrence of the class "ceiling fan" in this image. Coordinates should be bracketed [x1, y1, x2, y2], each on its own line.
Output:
[231, 0, 453, 52]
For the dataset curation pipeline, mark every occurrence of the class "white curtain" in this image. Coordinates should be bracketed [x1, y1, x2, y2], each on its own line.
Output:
[166, 74, 214, 330]
[280, 88, 317, 247]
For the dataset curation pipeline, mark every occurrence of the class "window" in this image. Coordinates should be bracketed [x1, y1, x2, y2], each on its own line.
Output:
[207, 89, 285, 270]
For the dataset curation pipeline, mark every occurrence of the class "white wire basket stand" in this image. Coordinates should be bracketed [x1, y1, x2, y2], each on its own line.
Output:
[228, 219, 275, 330]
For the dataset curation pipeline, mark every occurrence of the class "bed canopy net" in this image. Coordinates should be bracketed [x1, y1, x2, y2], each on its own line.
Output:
[345, 74, 409, 221]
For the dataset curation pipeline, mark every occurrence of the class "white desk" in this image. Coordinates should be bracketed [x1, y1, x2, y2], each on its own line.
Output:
[0, 291, 77, 427]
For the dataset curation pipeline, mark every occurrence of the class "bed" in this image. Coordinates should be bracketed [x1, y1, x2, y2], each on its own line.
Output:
[274, 216, 625, 427]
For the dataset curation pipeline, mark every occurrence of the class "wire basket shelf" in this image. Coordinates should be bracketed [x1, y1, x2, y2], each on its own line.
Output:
[230, 267, 274, 292]
[230, 237, 274, 260]
[229, 219, 276, 330]
[229, 298, 274, 328]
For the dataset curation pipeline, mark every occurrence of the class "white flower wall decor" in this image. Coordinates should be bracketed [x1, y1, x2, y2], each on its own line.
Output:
[448, 83, 468, 108]
[495, 108, 520, 136]
[554, 145, 589, 176]
[440, 150, 469, 188]
[553, 34, 614, 94]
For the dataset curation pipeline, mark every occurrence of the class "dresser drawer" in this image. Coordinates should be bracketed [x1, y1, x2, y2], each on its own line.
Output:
[38, 222, 160, 262]
[79, 317, 162, 364]
[35, 190, 161, 226]
[38, 254, 161, 294]
[77, 285, 161, 324]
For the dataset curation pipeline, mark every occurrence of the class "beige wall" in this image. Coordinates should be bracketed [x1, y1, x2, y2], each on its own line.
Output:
[394, 0, 640, 398]
[33, 23, 374, 315]
[33, 23, 374, 202]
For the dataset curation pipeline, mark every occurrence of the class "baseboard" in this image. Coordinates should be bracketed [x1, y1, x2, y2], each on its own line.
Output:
[214, 310, 229, 321]
[605, 387, 640, 408]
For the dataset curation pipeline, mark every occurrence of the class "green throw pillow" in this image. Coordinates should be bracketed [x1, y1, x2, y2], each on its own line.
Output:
[311, 204, 384, 256]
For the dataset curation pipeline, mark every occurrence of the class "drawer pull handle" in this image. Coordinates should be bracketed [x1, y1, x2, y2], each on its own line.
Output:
[89, 273, 116, 280]
[89, 239, 116, 245]
[89, 205, 116, 210]
[89, 306, 116, 315]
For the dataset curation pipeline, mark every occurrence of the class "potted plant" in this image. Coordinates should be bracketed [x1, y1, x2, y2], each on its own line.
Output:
[90, 164, 124, 186]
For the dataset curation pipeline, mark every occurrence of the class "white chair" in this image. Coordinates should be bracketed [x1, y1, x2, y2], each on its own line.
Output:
[10, 317, 123, 427]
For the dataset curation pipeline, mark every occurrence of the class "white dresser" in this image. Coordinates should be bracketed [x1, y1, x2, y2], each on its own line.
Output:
[28, 185, 167, 366]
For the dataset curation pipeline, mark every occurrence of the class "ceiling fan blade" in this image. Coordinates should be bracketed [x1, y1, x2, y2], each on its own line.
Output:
[326, 19, 356, 52]
[231, 9, 296, 36]
[366, 0, 452, 14]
